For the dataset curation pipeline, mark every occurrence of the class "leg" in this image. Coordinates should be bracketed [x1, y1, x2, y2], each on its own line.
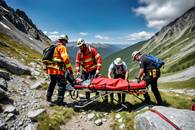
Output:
[122, 93, 126, 104]
[118, 93, 121, 104]
[46, 75, 57, 102]
[143, 92, 151, 103]
[151, 79, 163, 105]
[104, 95, 108, 103]
[110, 93, 114, 103]
[56, 75, 66, 105]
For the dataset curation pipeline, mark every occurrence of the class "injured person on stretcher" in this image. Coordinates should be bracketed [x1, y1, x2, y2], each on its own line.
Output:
[66, 76, 147, 94]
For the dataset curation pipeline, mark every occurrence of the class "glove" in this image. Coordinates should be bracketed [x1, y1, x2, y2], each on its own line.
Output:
[95, 70, 100, 78]
[76, 72, 81, 78]
[135, 76, 141, 83]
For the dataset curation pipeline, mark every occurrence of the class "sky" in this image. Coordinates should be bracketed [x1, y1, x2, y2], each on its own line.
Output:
[5, 0, 195, 44]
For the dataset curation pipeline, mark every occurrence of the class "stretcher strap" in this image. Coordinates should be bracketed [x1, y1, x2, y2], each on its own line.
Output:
[149, 108, 181, 130]
[127, 80, 130, 92]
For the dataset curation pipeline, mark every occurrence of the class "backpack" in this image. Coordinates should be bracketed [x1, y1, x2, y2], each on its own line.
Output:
[146, 54, 165, 69]
[42, 45, 56, 64]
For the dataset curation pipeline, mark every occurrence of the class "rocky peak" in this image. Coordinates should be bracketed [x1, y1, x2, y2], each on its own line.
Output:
[0, 0, 51, 44]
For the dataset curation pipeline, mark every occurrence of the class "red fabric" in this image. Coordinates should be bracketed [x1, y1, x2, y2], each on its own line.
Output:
[74, 77, 147, 91]
[75, 47, 102, 72]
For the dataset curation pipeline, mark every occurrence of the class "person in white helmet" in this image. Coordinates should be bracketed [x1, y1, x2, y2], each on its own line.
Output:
[107, 57, 129, 104]
[75, 38, 102, 99]
[132, 51, 163, 105]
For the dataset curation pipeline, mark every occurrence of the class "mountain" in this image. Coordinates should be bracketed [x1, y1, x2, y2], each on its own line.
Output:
[101, 40, 147, 77]
[0, 0, 51, 65]
[103, 7, 195, 78]
[67, 42, 127, 64]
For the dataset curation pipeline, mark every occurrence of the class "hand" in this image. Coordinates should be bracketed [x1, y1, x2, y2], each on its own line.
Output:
[95, 70, 100, 77]
[135, 76, 141, 83]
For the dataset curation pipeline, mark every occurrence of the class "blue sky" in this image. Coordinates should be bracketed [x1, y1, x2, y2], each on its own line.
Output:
[6, 0, 195, 44]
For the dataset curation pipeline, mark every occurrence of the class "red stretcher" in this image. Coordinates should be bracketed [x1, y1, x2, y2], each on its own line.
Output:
[68, 77, 148, 111]
[74, 77, 147, 94]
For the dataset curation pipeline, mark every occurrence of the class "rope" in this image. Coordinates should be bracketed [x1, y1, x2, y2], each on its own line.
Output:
[149, 108, 181, 130]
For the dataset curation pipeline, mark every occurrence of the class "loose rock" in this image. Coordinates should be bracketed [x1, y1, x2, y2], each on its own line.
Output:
[27, 109, 46, 121]
[87, 113, 95, 121]
[94, 119, 102, 126]
[115, 113, 121, 119]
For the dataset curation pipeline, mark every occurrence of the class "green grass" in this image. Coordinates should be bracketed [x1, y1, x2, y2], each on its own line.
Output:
[37, 106, 75, 130]
[159, 77, 195, 89]
[0, 32, 42, 65]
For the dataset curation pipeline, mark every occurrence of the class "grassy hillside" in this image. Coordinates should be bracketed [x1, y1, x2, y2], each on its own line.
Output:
[101, 41, 147, 78]
[0, 32, 42, 65]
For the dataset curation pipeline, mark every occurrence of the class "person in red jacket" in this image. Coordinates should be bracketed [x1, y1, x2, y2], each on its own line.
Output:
[75, 38, 102, 99]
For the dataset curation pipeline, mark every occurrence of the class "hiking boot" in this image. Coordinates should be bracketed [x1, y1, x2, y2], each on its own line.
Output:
[46, 96, 51, 102]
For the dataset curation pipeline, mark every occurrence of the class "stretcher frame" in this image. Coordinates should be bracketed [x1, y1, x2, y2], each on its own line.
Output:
[68, 85, 148, 112]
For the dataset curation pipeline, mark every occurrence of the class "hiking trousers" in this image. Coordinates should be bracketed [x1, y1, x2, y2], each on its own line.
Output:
[47, 74, 66, 103]
[143, 77, 163, 105]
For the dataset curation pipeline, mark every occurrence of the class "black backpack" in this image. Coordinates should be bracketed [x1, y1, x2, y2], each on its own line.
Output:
[42, 45, 56, 64]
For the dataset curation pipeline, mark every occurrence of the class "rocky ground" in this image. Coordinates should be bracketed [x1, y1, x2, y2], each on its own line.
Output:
[0, 63, 195, 130]
[159, 66, 195, 82]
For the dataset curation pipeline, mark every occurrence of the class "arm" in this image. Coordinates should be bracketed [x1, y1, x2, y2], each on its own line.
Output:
[91, 48, 102, 71]
[125, 70, 129, 80]
[137, 68, 144, 79]
[123, 62, 128, 80]
[75, 52, 81, 74]
[58, 46, 72, 71]
[107, 63, 113, 78]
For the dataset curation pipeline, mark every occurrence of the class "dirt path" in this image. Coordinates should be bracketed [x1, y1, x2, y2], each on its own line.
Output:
[61, 112, 113, 130]
[159, 88, 195, 96]
[159, 66, 195, 83]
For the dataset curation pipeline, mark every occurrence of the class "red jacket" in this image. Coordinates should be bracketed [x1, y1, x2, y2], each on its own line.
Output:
[76, 47, 102, 73]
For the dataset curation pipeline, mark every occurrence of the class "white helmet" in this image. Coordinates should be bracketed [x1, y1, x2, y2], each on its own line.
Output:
[77, 38, 85, 47]
[58, 34, 69, 41]
[114, 57, 123, 65]
[132, 51, 140, 60]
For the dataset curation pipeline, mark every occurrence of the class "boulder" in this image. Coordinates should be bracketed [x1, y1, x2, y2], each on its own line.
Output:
[27, 109, 46, 121]
[0, 53, 31, 75]
[0, 71, 10, 80]
[0, 78, 8, 91]
[4, 105, 16, 113]
[135, 106, 195, 130]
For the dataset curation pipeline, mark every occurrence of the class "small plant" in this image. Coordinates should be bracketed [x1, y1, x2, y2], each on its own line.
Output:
[37, 107, 75, 130]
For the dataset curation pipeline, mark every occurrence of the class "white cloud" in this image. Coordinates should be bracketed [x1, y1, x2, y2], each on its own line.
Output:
[49, 31, 59, 35]
[79, 32, 88, 36]
[134, 0, 195, 29]
[95, 35, 109, 40]
[43, 31, 47, 34]
[48, 35, 59, 41]
[127, 31, 154, 41]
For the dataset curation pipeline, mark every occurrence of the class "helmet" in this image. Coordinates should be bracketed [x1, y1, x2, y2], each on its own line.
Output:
[114, 57, 123, 65]
[77, 38, 85, 47]
[58, 34, 69, 41]
[132, 51, 140, 60]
